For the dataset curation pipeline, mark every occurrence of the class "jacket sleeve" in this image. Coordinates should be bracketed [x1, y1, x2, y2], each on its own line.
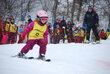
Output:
[83, 14, 88, 29]
[95, 12, 99, 24]
[83, 13, 87, 26]
[23, 22, 34, 35]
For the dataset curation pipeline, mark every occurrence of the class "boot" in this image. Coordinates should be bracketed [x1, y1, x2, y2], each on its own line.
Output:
[96, 40, 100, 44]
[86, 40, 90, 44]
[37, 54, 45, 60]
[17, 52, 25, 58]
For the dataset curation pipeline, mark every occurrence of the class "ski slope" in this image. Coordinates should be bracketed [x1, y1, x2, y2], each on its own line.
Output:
[0, 40, 110, 74]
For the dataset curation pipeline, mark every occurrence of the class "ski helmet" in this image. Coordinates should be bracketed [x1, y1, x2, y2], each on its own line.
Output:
[27, 15, 31, 18]
[88, 6, 93, 9]
[36, 10, 48, 18]
[36, 10, 48, 24]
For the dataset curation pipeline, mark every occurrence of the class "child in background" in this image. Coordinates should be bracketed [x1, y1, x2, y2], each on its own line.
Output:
[74, 26, 84, 43]
[99, 29, 107, 40]
[106, 28, 110, 39]
[18, 24, 24, 43]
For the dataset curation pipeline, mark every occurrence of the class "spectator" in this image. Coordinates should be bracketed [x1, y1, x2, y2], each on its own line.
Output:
[83, 6, 100, 43]
[60, 16, 67, 43]
[18, 24, 24, 43]
[66, 21, 74, 43]
[99, 29, 107, 40]
[8, 18, 17, 43]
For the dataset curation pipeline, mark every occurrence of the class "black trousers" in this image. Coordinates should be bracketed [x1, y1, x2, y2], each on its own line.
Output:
[86, 26, 100, 41]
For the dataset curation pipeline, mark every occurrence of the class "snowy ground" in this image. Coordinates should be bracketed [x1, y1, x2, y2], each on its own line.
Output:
[0, 40, 110, 74]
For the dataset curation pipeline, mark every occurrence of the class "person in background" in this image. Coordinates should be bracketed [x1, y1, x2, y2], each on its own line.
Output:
[99, 29, 107, 40]
[66, 21, 74, 43]
[60, 16, 67, 43]
[53, 19, 60, 44]
[18, 24, 24, 43]
[81, 26, 87, 43]
[8, 18, 17, 44]
[1, 18, 11, 44]
[83, 6, 100, 43]
[106, 28, 110, 39]
[74, 25, 84, 43]
[47, 23, 53, 44]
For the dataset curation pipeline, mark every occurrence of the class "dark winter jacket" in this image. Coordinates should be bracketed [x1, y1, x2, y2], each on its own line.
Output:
[60, 20, 67, 29]
[83, 11, 99, 28]
[67, 24, 74, 31]
[53, 22, 59, 28]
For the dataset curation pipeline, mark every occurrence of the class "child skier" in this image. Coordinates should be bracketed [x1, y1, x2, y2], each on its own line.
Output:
[17, 10, 49, 60]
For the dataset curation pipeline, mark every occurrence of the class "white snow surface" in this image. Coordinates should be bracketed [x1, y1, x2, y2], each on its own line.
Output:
[0, 40, 110, 74]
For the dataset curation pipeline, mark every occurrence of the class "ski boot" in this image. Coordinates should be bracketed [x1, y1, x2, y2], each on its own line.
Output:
[17, 52, 25, 58]
[37, 54, 46, 60]
[86, 40, 90, 44]
[96, 40, 100, 44]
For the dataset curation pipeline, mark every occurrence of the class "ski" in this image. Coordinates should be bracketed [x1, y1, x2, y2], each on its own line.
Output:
[26, 56, 51, 62]
[12, 55, 51, 62]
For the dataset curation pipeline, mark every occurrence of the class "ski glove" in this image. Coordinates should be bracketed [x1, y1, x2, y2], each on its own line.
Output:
[21, 34, 26, 40]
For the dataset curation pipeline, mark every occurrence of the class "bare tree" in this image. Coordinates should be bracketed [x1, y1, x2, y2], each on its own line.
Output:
[93, 0, 95, 7]
[66, 0, 69, 16]
[71, 0, 76, 23]
[104, 0, 110, 28]
[0, 0, 38, 22]
[39, 0, 54, 11]
[21, 0, 38, 20]
[98, 0, 110, 28]
[77, 0, 83, 21]
[0, 0, 17, 19]
[52, 0, 59, 21]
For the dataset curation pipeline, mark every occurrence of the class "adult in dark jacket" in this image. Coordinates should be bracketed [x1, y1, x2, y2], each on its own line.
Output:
[83, 6, 100, 43]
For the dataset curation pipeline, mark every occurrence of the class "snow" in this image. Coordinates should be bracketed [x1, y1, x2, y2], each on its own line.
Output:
[0, 40, 110, 74]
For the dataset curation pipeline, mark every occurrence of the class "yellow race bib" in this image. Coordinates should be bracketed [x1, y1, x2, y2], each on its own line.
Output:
[9, 24, 16, 33]
[28, 21, 47, 39]
[5, 24, 10, 31]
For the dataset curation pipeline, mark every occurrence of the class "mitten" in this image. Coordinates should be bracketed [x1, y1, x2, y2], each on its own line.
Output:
[21, 34, 26, 40]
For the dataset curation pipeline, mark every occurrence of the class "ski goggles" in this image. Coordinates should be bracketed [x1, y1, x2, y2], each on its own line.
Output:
[40, 17, 48, 21]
